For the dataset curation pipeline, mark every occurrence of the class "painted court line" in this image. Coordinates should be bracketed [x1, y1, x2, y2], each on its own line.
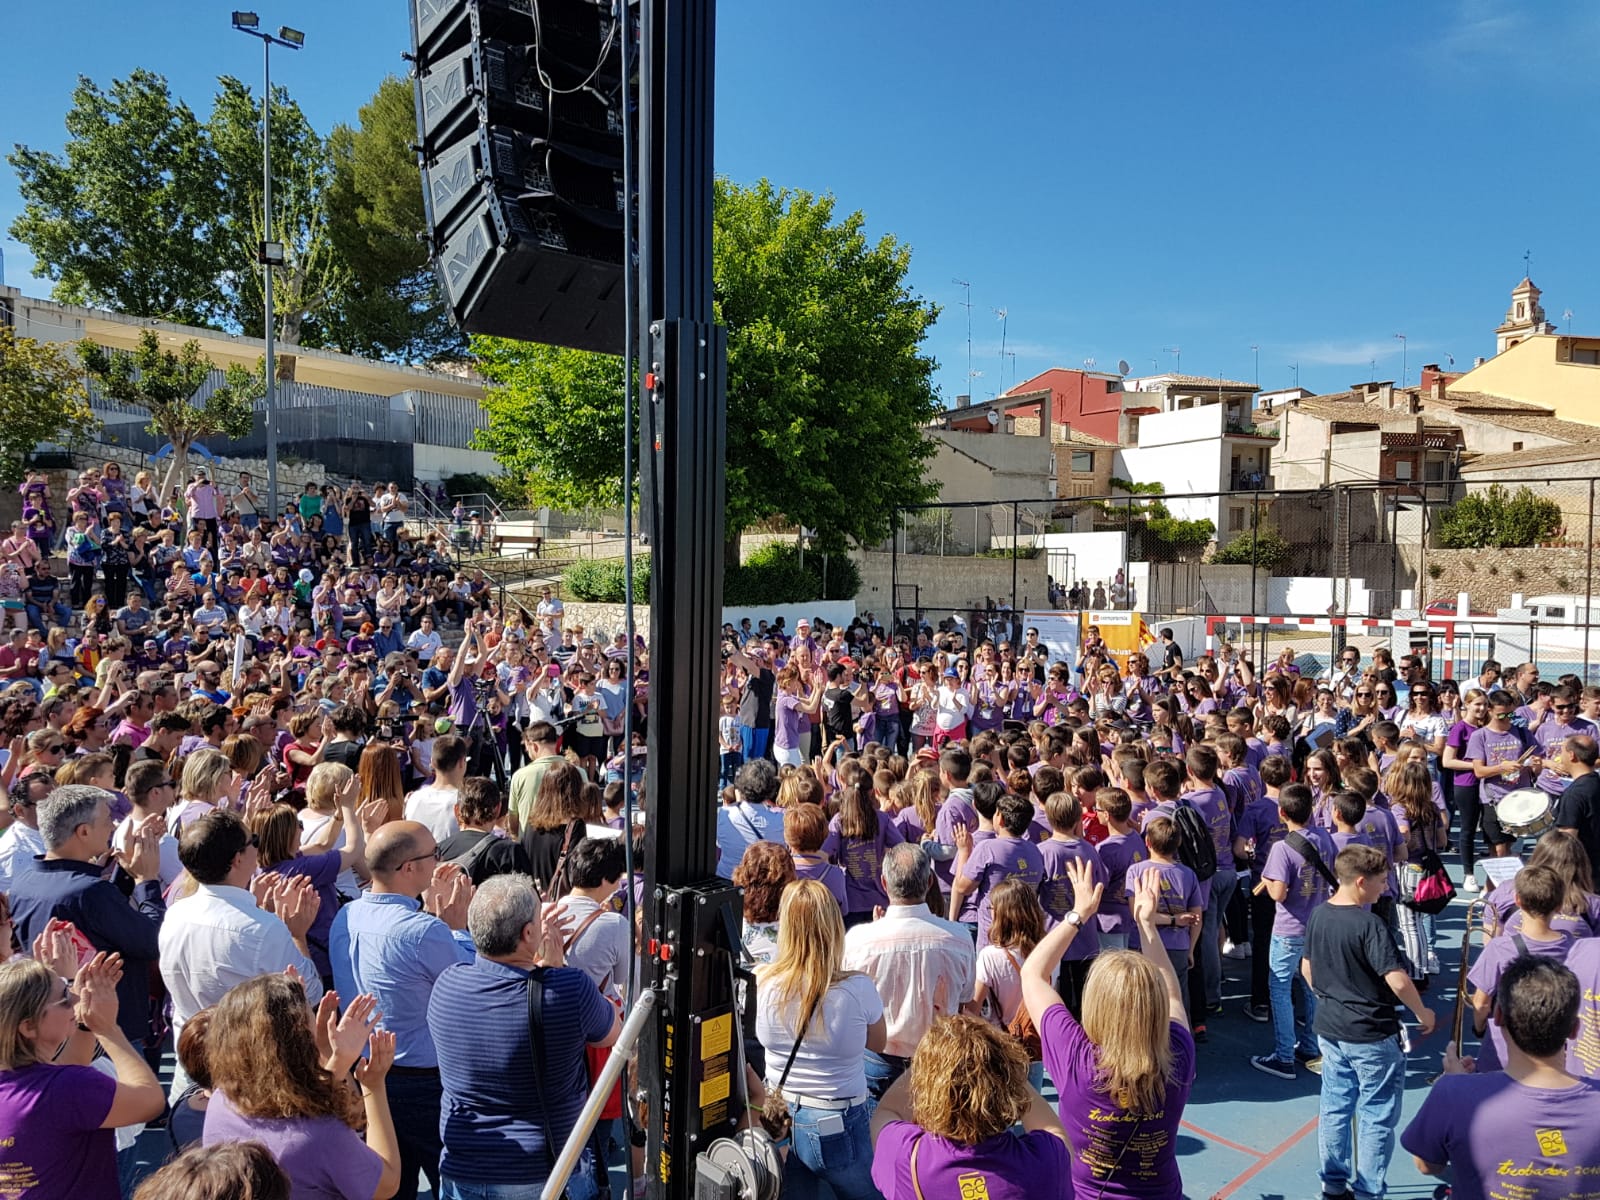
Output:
[1180, 1120, 1266, 1159]
[1206, 1114, 1319, 1200]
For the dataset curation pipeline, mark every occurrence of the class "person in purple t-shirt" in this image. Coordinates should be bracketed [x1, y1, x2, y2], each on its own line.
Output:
[1124, 817, 1202, 1020]
[953, 788, 1045, 949]
[1092, 787, 1147, 952]
[1252, 783, 1337, 1079]
[1403, 956, 1600, 1199]
[820, 782, 904, 925]
[1467, 866, 1575, 1073]
[1036, 790, 1107, 1017]
[785, 803, 849, 913]
[1020, 860, 1197, 1200]
[868, 1013, 1069, 1200]
[1533, 685, 1595, 800]
[1466, 691, 1542, 862]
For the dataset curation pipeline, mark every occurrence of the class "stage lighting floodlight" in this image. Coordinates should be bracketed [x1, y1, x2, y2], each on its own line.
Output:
[278, 26, 304, 46]
[231, 11, 260, 29]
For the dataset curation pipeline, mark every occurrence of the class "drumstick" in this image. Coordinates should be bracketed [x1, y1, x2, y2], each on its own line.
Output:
[1252, 879, 1269, 896]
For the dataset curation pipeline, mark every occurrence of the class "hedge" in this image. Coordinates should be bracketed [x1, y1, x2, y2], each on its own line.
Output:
[561, 543, 862, 606]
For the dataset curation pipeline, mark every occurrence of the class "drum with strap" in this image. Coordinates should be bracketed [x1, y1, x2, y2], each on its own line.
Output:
[1497, 788, 1554, 839]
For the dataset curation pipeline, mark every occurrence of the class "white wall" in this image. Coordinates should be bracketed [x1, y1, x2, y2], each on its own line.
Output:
[725, 601, 859, 631]
[413, 444, 504, 481]
[1266, 575, 1376, 616]
[1037, 531, 1127, 588]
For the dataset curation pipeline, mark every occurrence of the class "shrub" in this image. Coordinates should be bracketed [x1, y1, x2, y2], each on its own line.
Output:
[1436, 485, 1562, 549]
[724, 541, 862, 606]
[1427, 562, 1443, 580]
[562, 555, 651, 602]
[1209, 528, 1291, 571]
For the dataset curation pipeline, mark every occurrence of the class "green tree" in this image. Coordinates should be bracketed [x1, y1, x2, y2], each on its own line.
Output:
[0, 329, 101, 484]
[208, 76, 347, 347]
[473, 178, 941, 554]
[1437, 484, 1563, 549]
[324, 77, 462, 361]
[8, 71, 227, 326]
[1210, 527, 1291, 570]
[78, 331, 262, 500]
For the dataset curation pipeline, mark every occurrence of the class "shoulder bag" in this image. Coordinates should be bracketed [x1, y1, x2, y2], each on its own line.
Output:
[758, 995, 818, 1143]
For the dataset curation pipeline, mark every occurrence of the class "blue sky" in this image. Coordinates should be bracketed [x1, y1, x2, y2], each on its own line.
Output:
[4, 1, 1598, 401]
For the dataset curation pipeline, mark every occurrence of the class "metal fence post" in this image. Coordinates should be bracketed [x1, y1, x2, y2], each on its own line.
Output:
[1012, 500, 1020, 615]
[1587, 480, 1596, 683]
[890, 507, 900, 639]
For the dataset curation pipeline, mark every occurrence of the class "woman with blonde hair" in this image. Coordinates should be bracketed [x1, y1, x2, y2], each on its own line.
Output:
[202, 972, 400, 1200]
[172, 747, 235, 831]
[0, 953, 165, 1199]
[755, 879, 885, 1200]
[776, 767, 824, 811]
[1022, 861, 1195, 1199]
[868, 1014, 1067, 1200]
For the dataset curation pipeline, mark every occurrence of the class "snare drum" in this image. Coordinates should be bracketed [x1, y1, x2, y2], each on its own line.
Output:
[1497, 788, 1554, 839]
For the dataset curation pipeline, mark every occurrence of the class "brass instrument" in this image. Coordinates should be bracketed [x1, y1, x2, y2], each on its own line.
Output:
[1449, 898, 1488, 1051]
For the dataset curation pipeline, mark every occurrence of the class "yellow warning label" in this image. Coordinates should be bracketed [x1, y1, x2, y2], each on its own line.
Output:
[699, 1069, 730, 1108]
[701, 1013, 732, 1060]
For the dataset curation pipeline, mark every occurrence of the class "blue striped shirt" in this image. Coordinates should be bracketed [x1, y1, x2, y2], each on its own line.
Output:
[427, 957, 613, 1184]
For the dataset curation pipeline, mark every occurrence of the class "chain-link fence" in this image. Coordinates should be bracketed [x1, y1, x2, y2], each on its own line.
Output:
[889, 477, 1600, 680]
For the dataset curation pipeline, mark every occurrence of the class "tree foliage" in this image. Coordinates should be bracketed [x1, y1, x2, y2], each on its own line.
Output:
[473, 178, 941, 553]
[10, 71, 455, 362]
[1210, 527, 1291, 570]
[325, 77, 462, 361]
[1436, 485, 1564, 550]
[0, 329, 101, 484]
[9, 71, 227, 326]
[78, 331, 262, 498]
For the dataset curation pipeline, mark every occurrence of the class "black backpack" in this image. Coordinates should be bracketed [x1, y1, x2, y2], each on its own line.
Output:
[1172, 797, 1218, 883]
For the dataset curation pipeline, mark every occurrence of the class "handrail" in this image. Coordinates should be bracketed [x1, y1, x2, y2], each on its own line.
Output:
[541, 989, 657, 1200]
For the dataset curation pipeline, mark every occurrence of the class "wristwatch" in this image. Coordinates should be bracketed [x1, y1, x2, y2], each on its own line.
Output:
[1065, 911, 1083, 929]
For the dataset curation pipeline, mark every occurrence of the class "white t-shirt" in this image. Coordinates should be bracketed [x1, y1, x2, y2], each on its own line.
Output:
[975, 944, 1026, 1027]
[555, 895, 631, 1002]
[755, 972, 882, 1100]
[298, 809, 361, 897]
[935, 684, 970, 731]
[112, 817, 183, 892]
[404, 783, 461, 841]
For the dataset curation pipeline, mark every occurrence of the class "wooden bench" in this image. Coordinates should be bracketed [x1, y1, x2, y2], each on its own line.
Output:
[490, 532, 544, 558]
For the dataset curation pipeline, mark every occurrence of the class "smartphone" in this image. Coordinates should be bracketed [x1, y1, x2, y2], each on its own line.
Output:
[814, 1112, 846, 1137]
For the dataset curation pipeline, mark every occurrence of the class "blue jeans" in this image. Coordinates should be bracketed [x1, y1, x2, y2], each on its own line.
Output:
[783, 1101, 882, 1200]
[863, 1049, 912, 1109]
[1268, 934, 1318, 1063]
[26, 601, 71, 635]
[1202, 867, 1238, 1008]
[1316, 1035, 1404, 1200]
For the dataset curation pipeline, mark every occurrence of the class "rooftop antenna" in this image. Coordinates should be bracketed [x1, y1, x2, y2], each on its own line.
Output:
[1251, 344, 1259, 386]
[1370, 358, 1377, 382]
[1394, 332, 1408, 388]
[1006, 350, 1017, 392]
[1163, 345, 1181, 374]
[1290, 362, 1299, 388]
[1524, 249, 1532, 279]
[993, 307, 1009, 392]
[952, 278, 972, 402]
[1564, 307, 1575, 330]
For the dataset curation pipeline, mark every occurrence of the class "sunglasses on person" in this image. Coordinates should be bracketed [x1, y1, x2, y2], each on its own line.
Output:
[51, 985, 78, 1011]
[1554, 703, 1576, 712]
[1356, 690, 1373, 697]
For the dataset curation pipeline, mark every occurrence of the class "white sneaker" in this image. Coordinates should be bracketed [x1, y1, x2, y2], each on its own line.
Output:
[1462, 876, 1481, 894]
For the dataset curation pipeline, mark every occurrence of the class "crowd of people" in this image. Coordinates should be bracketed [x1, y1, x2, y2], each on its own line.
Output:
[2, 462, 1600, 1200]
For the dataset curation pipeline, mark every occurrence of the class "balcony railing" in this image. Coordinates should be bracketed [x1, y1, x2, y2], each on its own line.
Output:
[1229, 470, 1273, 491]
[1224, 419, 1275, 438]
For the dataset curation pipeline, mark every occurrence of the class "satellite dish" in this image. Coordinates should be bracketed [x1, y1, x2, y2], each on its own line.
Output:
[1117, 359, 1131, 376]
[985, 411, 1000, 426]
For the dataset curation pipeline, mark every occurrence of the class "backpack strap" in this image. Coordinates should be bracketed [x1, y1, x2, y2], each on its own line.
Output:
[1286, 831, 1339, 890]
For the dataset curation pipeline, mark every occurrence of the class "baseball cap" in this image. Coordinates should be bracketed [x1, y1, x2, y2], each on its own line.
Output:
[943, 667, 959, 678]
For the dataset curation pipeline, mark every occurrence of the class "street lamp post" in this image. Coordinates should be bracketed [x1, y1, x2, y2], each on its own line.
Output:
[230, 12, 303, 520]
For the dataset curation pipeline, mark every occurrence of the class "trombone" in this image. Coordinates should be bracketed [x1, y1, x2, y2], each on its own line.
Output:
[1449, 897, 1488, 1053]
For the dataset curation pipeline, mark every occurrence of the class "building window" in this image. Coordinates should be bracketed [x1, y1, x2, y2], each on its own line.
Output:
[1517, 302, 1525, 318]
[1071, 450, 1094, 473]
[1395, 460, 1413, 480]
[1512, 441, 1524, 451]
[1228, 507, 1246, 531]
[1573, 347, 1600, 365]
[1424, 459, 1445, 482]
[1546, 606, 1567, 619]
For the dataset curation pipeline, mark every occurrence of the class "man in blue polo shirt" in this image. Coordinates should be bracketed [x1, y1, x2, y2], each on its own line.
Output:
[331, 821, 475, 1200]
[427, 874, 620, 1200]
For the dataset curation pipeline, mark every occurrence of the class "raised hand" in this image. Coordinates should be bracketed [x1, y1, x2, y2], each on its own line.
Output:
[31, 918, 80, 979]
[536, 905, 567, 968]
[1130, 871, 1162, 931]
[312, 989, 341, 1065]
[251, 871, 283, 910]
[422, 862, 465, 913]
[354, 1028, 395, 1090]
[327, 993, 383, 1076]
[357, 797, 389, 837]
[73, 951, 125, 1035]
[116, 820, 163, 884]
[1065, 857, 1104, 923]
[276, 876, 322, 939]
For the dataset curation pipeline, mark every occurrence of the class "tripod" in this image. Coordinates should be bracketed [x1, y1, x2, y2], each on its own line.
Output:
[464, 688, 509, 792]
